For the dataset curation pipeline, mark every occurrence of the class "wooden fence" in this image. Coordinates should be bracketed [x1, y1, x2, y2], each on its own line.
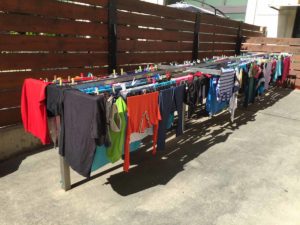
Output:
[242, 37, 300, 89]
[0, 0, 264, 127]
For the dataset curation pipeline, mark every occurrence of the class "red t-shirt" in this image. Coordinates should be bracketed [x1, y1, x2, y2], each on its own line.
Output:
[21, 79, 51, 144]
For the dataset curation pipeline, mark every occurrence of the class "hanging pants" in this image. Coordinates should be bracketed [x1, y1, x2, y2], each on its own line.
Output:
[157, 85, 185, 151]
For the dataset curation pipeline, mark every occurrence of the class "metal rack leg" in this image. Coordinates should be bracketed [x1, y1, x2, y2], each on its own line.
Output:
[60, 156, 71, 191]
[182, 103, 187, 133]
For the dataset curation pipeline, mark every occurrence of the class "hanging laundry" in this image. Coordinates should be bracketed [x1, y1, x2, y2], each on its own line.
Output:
[157, 85, 185, 151]
[21, 79, 51, 145]
[282, 56, 291, 84]
[206, 76, 229, 116]
[106, 97, 127, 163]
[216, 68, 235, 102]
[124, 92, 161, 172]
[60, 90, 108, 177]
[263, 61, 272, 90]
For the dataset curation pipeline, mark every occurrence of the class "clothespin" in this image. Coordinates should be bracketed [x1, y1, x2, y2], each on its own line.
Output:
[88, 72, 93, 78]
[113, 69, 116, 77]
[120, 83, 126, 91]
[120, 68, 124, 75]
[131, 77, 136, 86]
[80, 73, 84, 78]
[68, 76, 71, 82]
[54, 75, 57, 82]
[139, 66, 142, 72]
[95, 87, 99, 95]
[59, 78, 62, 86]
[71, 78, 75, 85]
[154, 65, 158, 71]
[45, 78, 48, 82]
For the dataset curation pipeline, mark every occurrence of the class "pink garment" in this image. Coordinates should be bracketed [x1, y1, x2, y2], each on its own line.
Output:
[282, 57, 291, 83]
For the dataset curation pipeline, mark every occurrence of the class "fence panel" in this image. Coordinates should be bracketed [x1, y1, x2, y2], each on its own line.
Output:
[0, 0, 109, 127]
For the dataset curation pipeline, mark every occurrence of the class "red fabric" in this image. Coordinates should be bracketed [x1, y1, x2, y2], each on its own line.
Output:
[21, 79, 51, 145]
[124, 92, 161, 172]
[282, 57, 291, 83]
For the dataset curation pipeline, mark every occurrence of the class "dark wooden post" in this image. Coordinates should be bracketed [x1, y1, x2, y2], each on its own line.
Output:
[108, 0, 117, 74]
[192, 13, 201, 62]
[235, 22, 242, 55]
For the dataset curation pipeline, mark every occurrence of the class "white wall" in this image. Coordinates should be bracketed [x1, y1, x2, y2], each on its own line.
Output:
[245, 0, 298, 37]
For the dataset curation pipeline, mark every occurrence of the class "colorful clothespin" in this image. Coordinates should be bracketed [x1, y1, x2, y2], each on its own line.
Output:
[95, 87, 99, 95]
[120, 68, 124, 75]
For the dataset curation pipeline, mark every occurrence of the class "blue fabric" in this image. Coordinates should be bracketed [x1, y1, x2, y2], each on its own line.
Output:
[167, 113, 174, 129]
[91, 142, 143, 172]
[91, 145, 110, 172]
[130, 141, 142, 152]
[274, 58, 282, 82]
[206, 77, 228, 116]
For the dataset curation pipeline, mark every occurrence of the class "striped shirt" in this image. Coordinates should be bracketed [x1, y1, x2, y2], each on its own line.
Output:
[216, 68, 235, 102]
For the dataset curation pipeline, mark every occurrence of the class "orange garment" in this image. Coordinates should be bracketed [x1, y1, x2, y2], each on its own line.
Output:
[124, 92, 161, 172]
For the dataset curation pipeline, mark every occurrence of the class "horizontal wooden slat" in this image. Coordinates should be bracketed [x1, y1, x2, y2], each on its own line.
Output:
[199, 43, 236, 51]
[242, 30, 264, 37]
[0, 13, 107, 38]
[118, 26, 193, 42]
[200, 24, 237, 35]
[0, 108, 21, 127]
[117, 52, 192, 65]
[241, 23, 262, 32]
[289, 69, 300, 76]
[244, 37, 300, 45]
[242, 44, 300, 54]
[118, 40, 193, 52]
[0, 34, 108, 52]
[116, 0, 195, 21]
[201, 14, 240, 28]
[0, 90, 20, 109]
[0, 53, 108, 70]
[0, 0, 107, 23]
[292, 55, 300, 62]
[291, 63, 300, 71]
[117, 11, 194, 32]
[199, 34, 237, 43]
[0, 68, 108, 90]
[69, 0, 108, 7]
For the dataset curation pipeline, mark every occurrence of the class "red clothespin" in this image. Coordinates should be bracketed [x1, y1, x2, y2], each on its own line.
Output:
[80, 73, 84, 78]
[166, 71, 171, 80]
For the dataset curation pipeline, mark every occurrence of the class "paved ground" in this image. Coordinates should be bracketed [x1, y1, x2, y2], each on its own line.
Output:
[1, 88, 300, 225]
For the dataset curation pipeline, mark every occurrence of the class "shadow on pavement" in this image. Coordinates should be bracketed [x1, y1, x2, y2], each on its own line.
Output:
[104, 87, 293, 196]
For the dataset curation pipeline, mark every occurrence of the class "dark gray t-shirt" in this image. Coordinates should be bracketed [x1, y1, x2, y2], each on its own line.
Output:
[61, 90, 107, 177]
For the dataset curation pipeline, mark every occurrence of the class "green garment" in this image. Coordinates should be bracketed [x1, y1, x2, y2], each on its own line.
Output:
[106, 97, 127, 163]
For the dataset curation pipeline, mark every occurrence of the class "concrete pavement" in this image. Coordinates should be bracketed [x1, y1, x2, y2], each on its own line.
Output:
[1, 88, 300, 225]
